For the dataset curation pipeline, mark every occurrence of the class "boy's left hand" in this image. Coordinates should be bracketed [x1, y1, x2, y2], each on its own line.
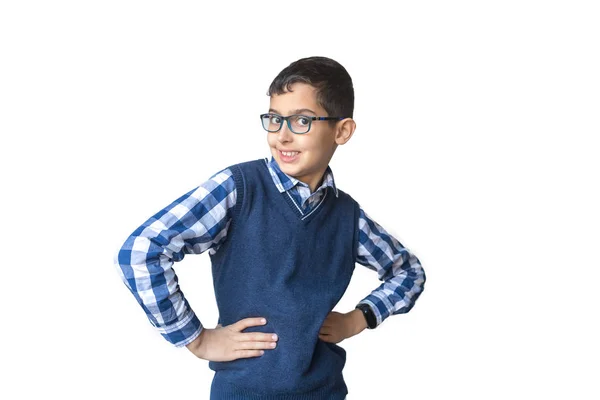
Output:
[318, 310, 363, 344]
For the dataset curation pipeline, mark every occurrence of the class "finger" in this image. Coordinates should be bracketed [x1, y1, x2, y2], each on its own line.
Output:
[234, 317, 267, 331]
[237, 340, 277, 350]
[319, 334, 332, 342]
[322, 335, 338, 344]
[238, 332, 278, 342]
[233, 349, 265, 359]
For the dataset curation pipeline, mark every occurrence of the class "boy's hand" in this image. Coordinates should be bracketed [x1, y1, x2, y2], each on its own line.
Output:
[185, 318, 278, 361]
[318, 310, 368, 344]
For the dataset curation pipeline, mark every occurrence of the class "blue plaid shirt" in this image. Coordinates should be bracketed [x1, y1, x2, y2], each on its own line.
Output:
[114, 156, 426, 347]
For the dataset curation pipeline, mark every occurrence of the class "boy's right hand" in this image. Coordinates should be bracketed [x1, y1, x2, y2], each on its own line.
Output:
[185, 317, 278, 361]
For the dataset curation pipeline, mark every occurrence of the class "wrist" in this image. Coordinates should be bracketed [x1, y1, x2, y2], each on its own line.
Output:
[348, 309, 368, 336]
[186, 328, 206, 355]
[355, 303, 377, 330]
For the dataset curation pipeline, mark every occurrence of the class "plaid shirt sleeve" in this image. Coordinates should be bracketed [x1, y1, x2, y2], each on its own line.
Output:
[355, 206, 426, 327]
[113, 167, 236, 347]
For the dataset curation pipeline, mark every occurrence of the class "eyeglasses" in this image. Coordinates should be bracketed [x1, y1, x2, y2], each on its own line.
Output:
[259, 113, 346, 134]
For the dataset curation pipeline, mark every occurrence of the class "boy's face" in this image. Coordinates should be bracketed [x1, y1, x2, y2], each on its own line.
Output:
[266, 82, 342, 192]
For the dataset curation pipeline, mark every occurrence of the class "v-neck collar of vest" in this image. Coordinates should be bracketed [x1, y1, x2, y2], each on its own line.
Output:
[261, 158, 334, 222]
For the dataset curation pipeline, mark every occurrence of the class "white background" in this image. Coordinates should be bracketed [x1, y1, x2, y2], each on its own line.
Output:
[1, 1, 598, 399]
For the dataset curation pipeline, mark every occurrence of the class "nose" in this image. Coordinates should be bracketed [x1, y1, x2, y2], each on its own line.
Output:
[276, 121, 294, 143]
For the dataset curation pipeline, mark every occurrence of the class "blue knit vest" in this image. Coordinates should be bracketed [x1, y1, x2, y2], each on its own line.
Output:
[207, 158, 360, 400]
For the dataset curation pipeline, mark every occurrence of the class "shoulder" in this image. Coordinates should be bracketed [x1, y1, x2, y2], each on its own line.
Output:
[206, 158, 265, 182]
[228, 157, 268, 172]
[226, 157, 270, 185]
[200, 166, 235, 193]
[207, 165, 234, 182]
[335, 187, 359, 206]
[186, 166, 237, 209]
[333, 188, 361, 223]
[208, 158, 267, 198]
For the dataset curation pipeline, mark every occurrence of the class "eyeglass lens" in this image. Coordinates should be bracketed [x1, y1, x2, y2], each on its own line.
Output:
[261, 114, 311, 134]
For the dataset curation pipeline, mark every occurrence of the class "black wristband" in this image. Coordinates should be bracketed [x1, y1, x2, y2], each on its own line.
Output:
[355, 303, 377, 329]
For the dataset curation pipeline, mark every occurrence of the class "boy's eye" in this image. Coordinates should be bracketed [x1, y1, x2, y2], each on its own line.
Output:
[270, 115, 281, 123]
[296, 116, 310, 126]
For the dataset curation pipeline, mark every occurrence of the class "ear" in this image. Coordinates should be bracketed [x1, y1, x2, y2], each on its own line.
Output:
[334, 118, 356, 145]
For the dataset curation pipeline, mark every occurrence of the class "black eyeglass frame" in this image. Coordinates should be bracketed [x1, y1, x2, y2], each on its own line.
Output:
[259, 113, 346, 134]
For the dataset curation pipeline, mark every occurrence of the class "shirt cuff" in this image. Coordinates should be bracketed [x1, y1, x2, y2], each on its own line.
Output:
[151, 308, 204, 348]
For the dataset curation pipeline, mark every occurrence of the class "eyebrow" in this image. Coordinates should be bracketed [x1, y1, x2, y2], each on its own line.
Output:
[268, 108, 317, 116]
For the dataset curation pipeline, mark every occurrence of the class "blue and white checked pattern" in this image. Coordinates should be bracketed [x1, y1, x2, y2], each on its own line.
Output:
[114, 156, 426, 347]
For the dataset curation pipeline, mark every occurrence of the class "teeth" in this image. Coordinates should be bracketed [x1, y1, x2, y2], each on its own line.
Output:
[281, 151, 298, 157]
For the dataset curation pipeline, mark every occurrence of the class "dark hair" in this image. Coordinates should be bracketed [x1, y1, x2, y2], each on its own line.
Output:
[267, 56, 354, 127]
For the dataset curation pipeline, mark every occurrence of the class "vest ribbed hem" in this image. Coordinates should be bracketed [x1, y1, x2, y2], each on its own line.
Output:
[210, 371, 348, 400]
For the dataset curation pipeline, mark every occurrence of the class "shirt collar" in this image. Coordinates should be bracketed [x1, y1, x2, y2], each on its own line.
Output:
[264, 156, 339, 198]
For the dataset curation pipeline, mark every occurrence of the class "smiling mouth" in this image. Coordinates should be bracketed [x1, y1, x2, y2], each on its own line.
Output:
[278, 149, 300, 162]
[279, 150, 300, 156]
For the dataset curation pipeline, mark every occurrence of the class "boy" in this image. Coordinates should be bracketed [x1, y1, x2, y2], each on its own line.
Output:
[114, 56, 426, 399]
